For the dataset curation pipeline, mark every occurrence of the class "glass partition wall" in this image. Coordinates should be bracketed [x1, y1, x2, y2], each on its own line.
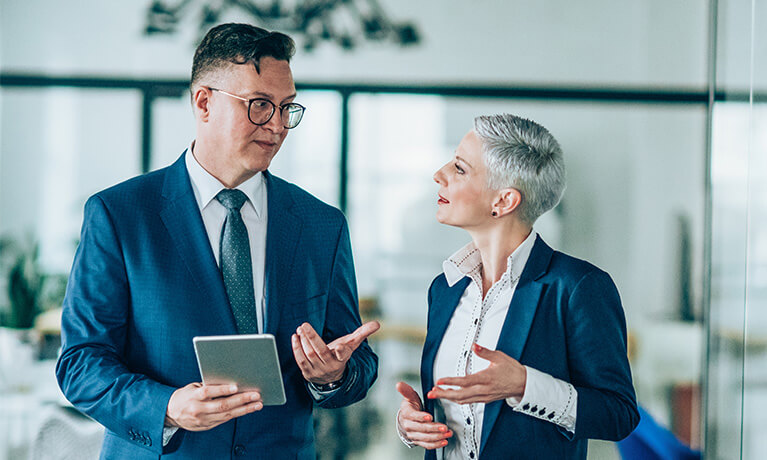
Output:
[705, 0, 767, 458]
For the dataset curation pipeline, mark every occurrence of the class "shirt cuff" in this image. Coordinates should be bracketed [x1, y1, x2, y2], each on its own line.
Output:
[307, 381, 342, 400]
[505, 365, 578, 433]
[306, 367, 351, 401]
[162, 426, 179, 447]
[395, 409, 416, 448]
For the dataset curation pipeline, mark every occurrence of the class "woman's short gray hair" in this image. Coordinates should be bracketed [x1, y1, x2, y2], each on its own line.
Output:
[474, 114, 566, 225]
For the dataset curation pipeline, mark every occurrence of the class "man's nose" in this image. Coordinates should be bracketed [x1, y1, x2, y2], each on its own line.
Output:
[262, 110, 286, 134]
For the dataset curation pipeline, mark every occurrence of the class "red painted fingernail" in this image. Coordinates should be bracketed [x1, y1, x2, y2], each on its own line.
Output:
[442, 440, 448, 446]
[439, 426, 446, 433]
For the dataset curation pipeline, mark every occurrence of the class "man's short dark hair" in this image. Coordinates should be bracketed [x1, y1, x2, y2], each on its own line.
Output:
[191, 23, 296, 90]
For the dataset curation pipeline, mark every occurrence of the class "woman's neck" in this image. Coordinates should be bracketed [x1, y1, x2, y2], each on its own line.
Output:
[468, 220, 532, 296]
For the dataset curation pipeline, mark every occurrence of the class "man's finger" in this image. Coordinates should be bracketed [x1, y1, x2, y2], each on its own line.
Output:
[202, 391, 262, 418]
[396, 381, 423, 408]
[297, 329, 324, 365]
[345, 321, 380, 349]
[297, 323, 333, 364]
[291, 334, 315, 372]
[196, 383, 239, 401]
[331, 343, 353, 362]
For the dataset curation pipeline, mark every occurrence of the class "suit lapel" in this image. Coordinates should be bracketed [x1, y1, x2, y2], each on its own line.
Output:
[480, 236, 553, 454]
[262, 172, 302, 335]
[159, 153, 236, 333]
[421, 277, 471, 408]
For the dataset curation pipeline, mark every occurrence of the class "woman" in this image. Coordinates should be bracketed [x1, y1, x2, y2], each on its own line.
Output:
[396, 114, 639, 459]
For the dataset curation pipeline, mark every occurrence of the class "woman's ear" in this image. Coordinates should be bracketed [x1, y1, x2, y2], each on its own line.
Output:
[192, 86, 212, 122]
[491, 188, 522, 218]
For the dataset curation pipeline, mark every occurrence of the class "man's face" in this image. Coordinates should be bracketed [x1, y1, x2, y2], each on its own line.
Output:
[203, 57, 296, 180]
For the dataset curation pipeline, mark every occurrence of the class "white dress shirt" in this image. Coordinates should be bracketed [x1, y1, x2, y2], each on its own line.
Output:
[398, 231, 577, 459]
[185, 145, 269, 331]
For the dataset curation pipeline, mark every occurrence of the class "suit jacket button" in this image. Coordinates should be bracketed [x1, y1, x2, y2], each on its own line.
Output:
[531, 406, 538, 412]
[234, 445, 246, 456]
[538, 408, 547, 416]
[522, 403, 530, 411]
[548, 412, 556, 419]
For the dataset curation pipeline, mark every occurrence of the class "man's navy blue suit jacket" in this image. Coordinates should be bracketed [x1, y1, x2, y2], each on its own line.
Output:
[56, 153, 378, 459]
[420, 236, 639, 459]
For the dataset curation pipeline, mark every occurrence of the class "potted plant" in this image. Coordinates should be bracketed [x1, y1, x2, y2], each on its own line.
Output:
[0, 236, 67, 362]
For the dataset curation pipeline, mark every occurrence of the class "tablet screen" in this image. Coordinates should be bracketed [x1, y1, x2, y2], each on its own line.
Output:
[193, 334, 287, 405]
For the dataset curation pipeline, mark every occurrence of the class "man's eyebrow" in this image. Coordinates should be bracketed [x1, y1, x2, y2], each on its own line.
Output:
[245, 91, 297, 104]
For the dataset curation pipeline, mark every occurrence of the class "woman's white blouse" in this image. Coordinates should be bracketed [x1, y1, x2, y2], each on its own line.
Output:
[430, 231, 577, 460]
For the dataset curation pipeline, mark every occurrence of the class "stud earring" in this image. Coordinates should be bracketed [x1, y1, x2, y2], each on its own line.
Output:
[491, 211, 498, 217]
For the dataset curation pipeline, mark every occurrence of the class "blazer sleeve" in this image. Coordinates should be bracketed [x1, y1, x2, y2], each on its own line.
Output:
[55, 195, 175, 454]
[313, 218, 379, 408]
[564, 269, 640, 441]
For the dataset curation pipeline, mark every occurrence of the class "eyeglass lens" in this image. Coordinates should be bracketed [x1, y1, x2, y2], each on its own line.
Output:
[249, 99, 304, 128]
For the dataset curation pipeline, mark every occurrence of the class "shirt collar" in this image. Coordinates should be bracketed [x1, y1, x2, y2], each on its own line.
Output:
[185, 141, 266, 218]
[443, 230, 538, 287]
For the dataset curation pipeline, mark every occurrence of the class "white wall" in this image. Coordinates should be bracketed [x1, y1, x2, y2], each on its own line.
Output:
[2, 0, 709, 87]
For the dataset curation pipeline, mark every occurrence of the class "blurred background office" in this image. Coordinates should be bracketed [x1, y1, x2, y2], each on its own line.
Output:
[0, 0, 765, 459]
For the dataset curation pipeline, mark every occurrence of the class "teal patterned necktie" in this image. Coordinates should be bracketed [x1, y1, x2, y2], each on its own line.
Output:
[216, 189, 258, 334]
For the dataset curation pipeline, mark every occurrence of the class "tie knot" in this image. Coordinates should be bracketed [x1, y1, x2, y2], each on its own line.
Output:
[216, 189, 248, 211]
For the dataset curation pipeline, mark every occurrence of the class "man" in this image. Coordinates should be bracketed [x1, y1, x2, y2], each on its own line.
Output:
[56, 23, 378, 459]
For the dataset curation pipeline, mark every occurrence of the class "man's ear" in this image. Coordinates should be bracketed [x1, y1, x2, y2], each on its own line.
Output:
[491, 188, 523, 218]
[192, 86, 212, 122]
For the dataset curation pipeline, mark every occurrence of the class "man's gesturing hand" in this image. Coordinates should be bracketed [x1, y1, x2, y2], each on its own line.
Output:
[291, 321, 380, 385]
[165, 383, 263, 431]
[396, 382, 452, 449]
[427, 343, 527, 404]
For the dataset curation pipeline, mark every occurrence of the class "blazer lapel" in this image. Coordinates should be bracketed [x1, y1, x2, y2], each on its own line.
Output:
[421, 277, 471, 407]
[159, 152, 236, 333]
[262, 172, 303, 335]
[480, 236, 554, 454]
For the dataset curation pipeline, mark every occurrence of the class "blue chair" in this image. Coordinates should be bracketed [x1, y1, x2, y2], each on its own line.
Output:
[617, 406, 701, 460]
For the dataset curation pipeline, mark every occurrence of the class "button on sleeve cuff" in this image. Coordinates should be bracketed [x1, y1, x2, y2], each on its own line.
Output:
[506, 365, 578, 433]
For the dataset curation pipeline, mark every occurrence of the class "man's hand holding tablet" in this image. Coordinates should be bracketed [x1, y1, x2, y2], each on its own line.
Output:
[165, 382, 263, 431]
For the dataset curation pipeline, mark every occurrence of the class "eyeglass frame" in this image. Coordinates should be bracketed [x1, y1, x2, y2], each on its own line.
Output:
[207, 87, 306, 129]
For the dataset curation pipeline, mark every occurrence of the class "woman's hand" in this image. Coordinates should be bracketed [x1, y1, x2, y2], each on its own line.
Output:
[427, 343, 527, 404]
[396, 382, 452, 450]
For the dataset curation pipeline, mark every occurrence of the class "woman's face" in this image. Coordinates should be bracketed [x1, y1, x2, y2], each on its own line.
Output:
[433, 131, 497, 229]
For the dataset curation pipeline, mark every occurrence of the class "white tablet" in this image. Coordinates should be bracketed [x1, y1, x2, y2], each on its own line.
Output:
[193, 334, 287, 405]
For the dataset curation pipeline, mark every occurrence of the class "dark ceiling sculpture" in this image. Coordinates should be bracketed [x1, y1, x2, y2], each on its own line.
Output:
[144, 0, 420, 51]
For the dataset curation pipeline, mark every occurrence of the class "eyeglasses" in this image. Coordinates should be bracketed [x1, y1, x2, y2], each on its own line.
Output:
[208, 87, 306, 129]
